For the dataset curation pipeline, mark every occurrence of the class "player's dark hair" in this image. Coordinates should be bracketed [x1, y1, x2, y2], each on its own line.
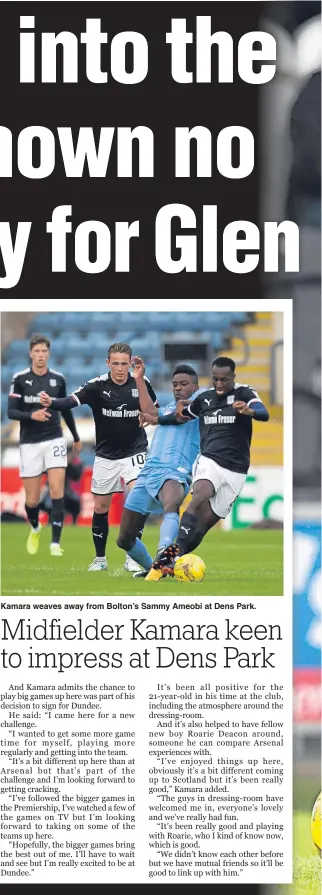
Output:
[29, 333, 51, 350]
[173, 364, 199, 384]
[108, 342, 132, 359]
[212, 356, 235, 373]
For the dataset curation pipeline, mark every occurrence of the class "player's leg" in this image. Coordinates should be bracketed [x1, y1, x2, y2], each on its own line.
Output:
[149, 481, 218, 578]
[89, 493, 113, 570]
[47, 467, 66, 556]
[122, 453, 147, 571]
[145, 478, 187, 581]
[117, 507, 153, 572]
[45, 437, 68, 557]
[23, 474, 43, 554]
[20, 442, 45, 554]
[177, 466, 247, 556]
[176, 482, 221, 555]
[153, 458, 221, 577]
[89, 457, 121, 570]
[118, 471, 156, 572]
[122, 479, 148, 572]
[157, 480, 184, 552]
[176, 455, 223, 557]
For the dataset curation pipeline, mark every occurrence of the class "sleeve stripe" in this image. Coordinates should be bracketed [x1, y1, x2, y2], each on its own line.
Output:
[71, 393, 81, 406]
[247, 398, 264, 407]
[187, 405, 198, 418]
[8, 392, 21, 398]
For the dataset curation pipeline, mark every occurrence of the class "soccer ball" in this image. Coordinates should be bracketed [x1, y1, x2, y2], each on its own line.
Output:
[174, 553, 205, 582]
[311, 792, 321, 857]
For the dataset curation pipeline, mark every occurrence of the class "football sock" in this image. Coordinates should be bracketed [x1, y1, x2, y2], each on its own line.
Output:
[25, 504, 40, 530]
[177, 511, 203, 555]
[158, 512, 180, 552]
[51, 498, 65, 544]
[92, 511, 109, 558]
[128, 538, 153, 571]
[177, 510, 221, 555]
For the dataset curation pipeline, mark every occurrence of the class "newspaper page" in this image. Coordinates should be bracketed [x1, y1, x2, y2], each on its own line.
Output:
[1, 297, 293, 886]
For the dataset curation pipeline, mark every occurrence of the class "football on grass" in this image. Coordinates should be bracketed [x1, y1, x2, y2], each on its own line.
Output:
[174, 553, 206, 582]
[311, 792, 321, 857]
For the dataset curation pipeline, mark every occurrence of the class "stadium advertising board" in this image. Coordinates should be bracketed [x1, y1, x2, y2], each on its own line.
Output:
[222, 467, 283, 530]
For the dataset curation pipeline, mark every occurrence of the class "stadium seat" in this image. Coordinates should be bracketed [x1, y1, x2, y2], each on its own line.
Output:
[60, 335, 90, 357]
[210, 333, 227, 350]
[27, 314, 60, 336]
[230, 312, 249, 324]
[5, 340, 30, 362]
[131, 333, 161, 352]
[136, 313, 173, 331]
[80, 313, 120, 333]
[1, 365, 14, 389]
[1, 393, 9, 419]
[48, 351, 65, 368]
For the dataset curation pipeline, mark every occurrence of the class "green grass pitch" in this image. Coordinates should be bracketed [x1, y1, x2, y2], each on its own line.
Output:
[1, 523, 283, 598]
[275, 811, 321, 895]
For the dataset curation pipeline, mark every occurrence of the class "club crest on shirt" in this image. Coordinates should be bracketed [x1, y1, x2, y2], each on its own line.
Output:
[132, 388, 139, 397]
[49, 379, 57, 386]
[227, 395, 235, 404]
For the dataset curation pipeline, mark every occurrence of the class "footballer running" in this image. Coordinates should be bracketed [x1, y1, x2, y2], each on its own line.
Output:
[116, 362, 205, 579]
[39, 342, 158, 572]
[147, 356, 270, 577]
[7, 334, 81, 557]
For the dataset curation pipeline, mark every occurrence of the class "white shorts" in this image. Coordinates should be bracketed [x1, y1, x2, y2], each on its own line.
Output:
[192, 454, 247, 519]
[20, 437, 68, 478]
[91, 452, 147, 495]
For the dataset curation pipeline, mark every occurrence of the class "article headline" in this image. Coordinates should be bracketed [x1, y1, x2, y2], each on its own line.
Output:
[0, 14, 300, 287]
[1, 616, 282, 673]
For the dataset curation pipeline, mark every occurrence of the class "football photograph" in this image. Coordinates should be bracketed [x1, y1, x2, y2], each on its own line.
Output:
[1, 305, 284, 598]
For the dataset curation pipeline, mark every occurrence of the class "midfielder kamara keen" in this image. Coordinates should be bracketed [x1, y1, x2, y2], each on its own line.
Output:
[7, 333, 81, 557]
[39, 342, 158, 572]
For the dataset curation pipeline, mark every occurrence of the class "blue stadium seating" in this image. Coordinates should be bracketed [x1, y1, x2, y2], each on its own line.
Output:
[2, 365, 14, 389]
[5, 340, 30, 361]
[2, 393, 9, 420]
[28, 314, 59, 336]
[3, 311, 252, 426]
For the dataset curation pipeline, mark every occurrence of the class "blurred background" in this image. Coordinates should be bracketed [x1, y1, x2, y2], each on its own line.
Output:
[261, 1, 321, 892]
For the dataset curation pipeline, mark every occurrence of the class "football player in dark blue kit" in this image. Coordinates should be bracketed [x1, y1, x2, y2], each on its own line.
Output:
[151, 357, 270, 577]
[39, 343, 158, 572]
[7, 334, 81, 557]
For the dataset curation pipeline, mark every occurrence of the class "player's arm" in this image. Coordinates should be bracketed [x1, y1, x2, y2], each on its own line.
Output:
[40, 381, 93, 411]
[234, 387, 269, 421]
[58, 378, 82, 451]
[169, 385, 207, 424]
[7, 377, 51, 423]
[132, 356, 159, 415]
[158, 408, 187, 426]
[175, 394, 201, 421]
